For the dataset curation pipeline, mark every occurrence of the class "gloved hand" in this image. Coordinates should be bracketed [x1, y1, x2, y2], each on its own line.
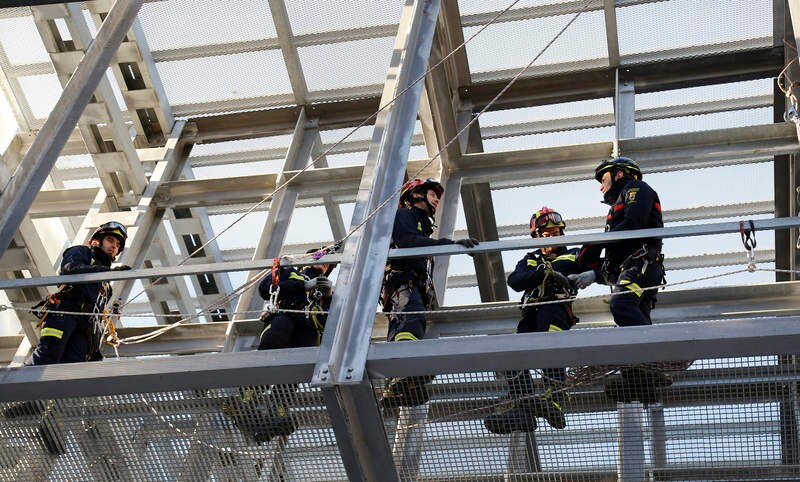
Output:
[88, 350, 104, 362]
[568, 270, 596, 290]
[454, 238, 479, 248]
[112, 265, 132, 271]
[548, 270, 576, 295]
[305, 276, 332, 294]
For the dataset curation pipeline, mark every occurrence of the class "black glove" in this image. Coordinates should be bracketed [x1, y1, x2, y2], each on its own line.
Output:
[454, 238, 479, 248]
[549, 270, 576, 296]
[259, 311, 273, 323]
[112, 265, 132, 271]
[88, 350, 104, 362]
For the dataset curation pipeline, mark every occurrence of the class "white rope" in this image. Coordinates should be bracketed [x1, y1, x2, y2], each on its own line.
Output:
[4, 263, 758, 327]
[139, 393, 280, 458]
[73, 0, 593, 345]
[122, 0, 528, 309]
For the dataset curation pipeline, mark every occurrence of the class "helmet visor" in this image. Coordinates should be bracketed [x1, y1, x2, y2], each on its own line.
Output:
[102, 221, 128, 239]
[534, 212, 564, 229]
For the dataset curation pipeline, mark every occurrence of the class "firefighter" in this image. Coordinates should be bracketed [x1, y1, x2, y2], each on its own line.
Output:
[380, 178, 479, 409]
[571, 157, 665, 326]
[223, 251, 335, 444]
[2, 222, 130, 454]
[570, 157, 669, 401]
[485, 208, 582, 434]
[29, 221, 130, 365]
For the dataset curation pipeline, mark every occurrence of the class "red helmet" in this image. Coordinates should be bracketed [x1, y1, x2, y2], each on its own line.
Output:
[529, 207, 565, 238]
[90, 221, 128, 254]
[399, 178, 444, 207]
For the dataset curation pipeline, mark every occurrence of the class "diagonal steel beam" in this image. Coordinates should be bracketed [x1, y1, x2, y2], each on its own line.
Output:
[227, 110, 314, 332]
[0, 0, 143, 260]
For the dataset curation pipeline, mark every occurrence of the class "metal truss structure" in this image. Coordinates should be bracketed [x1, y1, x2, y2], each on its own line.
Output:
[1, 0, 800, 480]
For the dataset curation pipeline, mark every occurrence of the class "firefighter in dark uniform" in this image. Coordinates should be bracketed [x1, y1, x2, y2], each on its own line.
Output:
[570, 157, 669, 401]
[3, 222, 130, 454]
[485, 208, 582, 434]
[30, 221, 130, 365]
[223, 252, 334, 443]
[380, 178, 479, 408]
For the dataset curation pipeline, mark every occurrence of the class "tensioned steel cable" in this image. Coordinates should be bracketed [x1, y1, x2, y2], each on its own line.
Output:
[9, 0, 604, 345]
[121, 0, 530, 309]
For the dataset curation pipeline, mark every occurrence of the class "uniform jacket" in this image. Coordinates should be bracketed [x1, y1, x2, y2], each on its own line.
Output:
[51, 245, 113, 322]
[508, 247, 583, 311]
[387, 206, 454, 280]
[578, 178, 663, 274]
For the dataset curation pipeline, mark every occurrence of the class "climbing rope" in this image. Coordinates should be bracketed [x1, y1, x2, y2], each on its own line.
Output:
[2, 261, 776, 337]
[88, 0, 598, 343]
[122, 0, 530, 309]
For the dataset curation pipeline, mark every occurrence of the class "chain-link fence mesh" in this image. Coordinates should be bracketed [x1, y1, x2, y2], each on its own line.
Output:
[0, 384, 345, 482]
[374, 354, 800, 481]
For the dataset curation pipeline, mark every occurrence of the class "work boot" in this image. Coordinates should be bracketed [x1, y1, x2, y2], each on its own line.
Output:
[38, 405, 66, 456]
[527, 395, 567, 430]
[484, 406, 537, 434]
[222, 396, 296, 444]
[605, 366, 672, 404]
[2, 400, 44, 419]
[380, 377, 430, 409]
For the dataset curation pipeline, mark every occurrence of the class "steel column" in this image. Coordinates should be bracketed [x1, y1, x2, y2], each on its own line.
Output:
[649, 403, 667, 468]
[313, 0, 442, 383]
[617, 401, 646, 482]
[604, 0, 621, 67]
[0, 0, 143, 259]
[310, 1, 441, 480]
[615, 69, 636, 156]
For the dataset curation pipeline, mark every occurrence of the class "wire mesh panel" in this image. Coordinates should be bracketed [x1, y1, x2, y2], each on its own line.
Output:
[0, 384, 346, 481]
[373, 353, 800, 481]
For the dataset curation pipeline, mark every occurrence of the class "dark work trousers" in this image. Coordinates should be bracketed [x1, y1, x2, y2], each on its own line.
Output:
[258, 312, 320, 350]
[386, 283, 427, 342]
[507, 304, 573, 399]
[30, 315, 90, 365]
[609, 255, 665, 327]
[258, 311, 321, 407]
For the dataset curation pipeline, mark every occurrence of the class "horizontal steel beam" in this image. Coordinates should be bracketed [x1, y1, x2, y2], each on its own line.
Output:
[0, 346, 317, 401]
[366, 317, 800, 379]
[162, 123, 796, 207]
[458, 123, 798, 183]
[97, 281, 800, 358]
[465, 44, 781, 111]
[0, 217, 797, 289]
[188, 47, 781, 143]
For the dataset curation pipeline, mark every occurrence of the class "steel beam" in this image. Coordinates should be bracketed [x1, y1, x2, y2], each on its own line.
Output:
[268, 0, 308, 104]
[228, 111, 314, 331]
[367, 317, 800, 379]
[2, 216, 799, 290]
[603, 0, 620, 67]
[189, 47, 782, 143]
[458, 123, 799, 183]
[0, 346, 316, 402]
[310, 1, 442, 480]
[617, 402, 645, 482]
[0, 0, 143, 259]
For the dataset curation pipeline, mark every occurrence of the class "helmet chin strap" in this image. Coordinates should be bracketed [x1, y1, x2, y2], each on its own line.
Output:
[412, 193, 436, 217]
